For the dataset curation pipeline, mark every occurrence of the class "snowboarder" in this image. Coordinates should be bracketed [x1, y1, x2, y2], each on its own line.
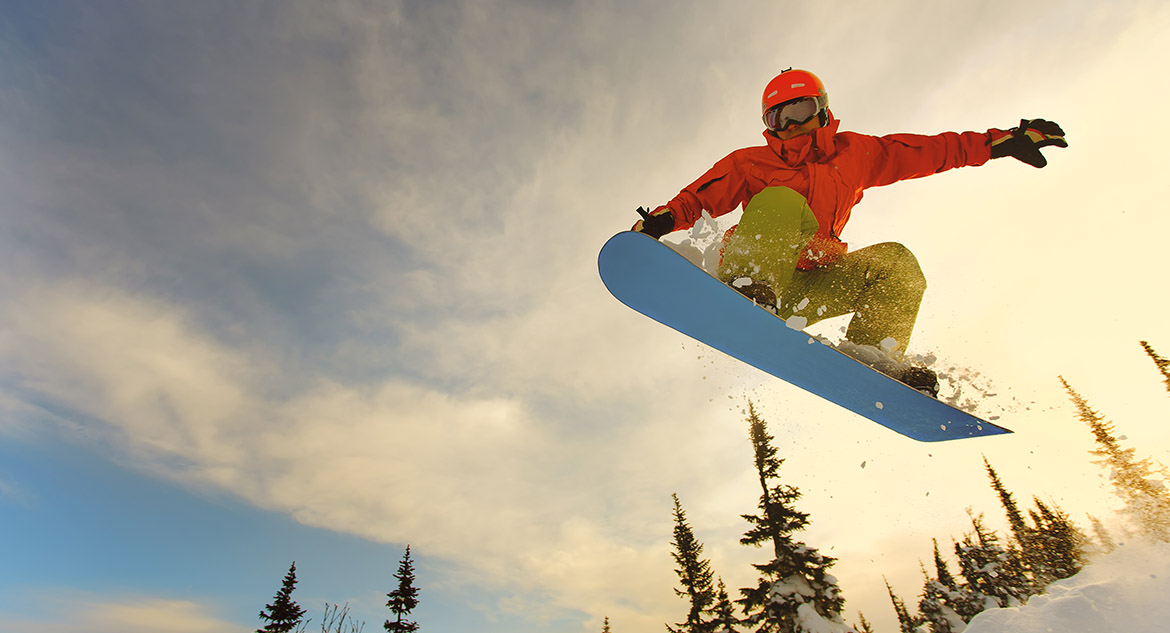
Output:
[632, 68, 1066, 395]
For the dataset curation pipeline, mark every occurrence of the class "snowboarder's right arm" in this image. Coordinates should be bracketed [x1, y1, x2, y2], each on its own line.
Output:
[632, 206, 675, 239]
[632, 152, 752, 238]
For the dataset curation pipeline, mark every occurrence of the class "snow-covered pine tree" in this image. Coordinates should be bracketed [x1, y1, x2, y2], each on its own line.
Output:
[918, 580, 954, 632]
[1062, 377, 1170, 542]
[933, 538, 984, 624]
[953, 513, 1029, 609]
[1140, 341, 1170, 393]
[884, 579, 920, 633]
[668, 493, 718, 633]
[917, 566, 954, 633]
[917, 540, 977, 632]
[984, 457, 1086, 590]
[737, 402, 848, 633]
[384, 546, 420, 633]
[710, 578, 741, 633]
[1027, 497, 1085, 582]
[257, 562, 308, 633]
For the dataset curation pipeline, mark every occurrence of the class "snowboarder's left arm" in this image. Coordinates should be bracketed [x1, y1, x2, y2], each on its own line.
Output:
[860, 130, 994, 187]
[860, 118, 1067, 187]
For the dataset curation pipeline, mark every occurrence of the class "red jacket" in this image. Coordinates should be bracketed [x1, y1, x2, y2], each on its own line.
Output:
[663, 113, 993, 268]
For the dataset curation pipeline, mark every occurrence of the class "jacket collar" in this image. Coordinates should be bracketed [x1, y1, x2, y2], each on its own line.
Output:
[763, 111, 841, 165]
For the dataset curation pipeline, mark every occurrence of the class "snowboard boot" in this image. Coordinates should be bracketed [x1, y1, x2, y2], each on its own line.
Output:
[836, 341, 939, 398]
[729, 278, 777, 312]
[896, 365, 940, 398]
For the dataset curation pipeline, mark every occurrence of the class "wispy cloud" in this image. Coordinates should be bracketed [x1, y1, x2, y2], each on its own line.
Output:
[0, 477, 29, 505]
[0, 273, 744, 628]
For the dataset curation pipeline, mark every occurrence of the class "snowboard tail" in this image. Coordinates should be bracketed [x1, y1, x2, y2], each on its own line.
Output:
[598, 231, 1011, 442]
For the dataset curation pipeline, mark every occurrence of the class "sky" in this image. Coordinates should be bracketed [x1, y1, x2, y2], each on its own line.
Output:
[2, 0, 1170, 632]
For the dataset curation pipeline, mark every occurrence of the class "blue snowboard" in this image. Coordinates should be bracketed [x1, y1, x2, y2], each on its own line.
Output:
[598, 231, 1011, 442]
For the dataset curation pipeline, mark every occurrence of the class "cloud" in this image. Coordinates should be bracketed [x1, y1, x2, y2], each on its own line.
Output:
[0, 274, 740, 618]
[0, 594, 239, 633]
[0, 477, 30, 505]
[3, 1, 1170, 632]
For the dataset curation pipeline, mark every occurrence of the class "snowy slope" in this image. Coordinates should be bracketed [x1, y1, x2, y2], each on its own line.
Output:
[963, 541, 1170, 633]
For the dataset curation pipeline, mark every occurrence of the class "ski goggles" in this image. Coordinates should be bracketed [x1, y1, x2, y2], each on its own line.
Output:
[763, 96, 824, 131]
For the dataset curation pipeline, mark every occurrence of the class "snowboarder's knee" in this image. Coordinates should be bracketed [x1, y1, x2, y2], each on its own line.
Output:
[744, 187, 815, 221]
[871, 242, 926, 289]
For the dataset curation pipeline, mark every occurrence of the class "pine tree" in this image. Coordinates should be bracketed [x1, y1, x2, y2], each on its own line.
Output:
[737, 402, 847, 633]
[931, 539, 956, 592]
[257, 562, 308, 633]
[667, 494, 718, 633]
[710, 578, 740, 633]
[385, 546, 420, 633]
[917, 540, 979, 632]
[931, 539, 984, 624]
[984, 458, 1030, 544]
[1140, 341, 1170, 393]
[917, 563, 951, 633]
[853, 612, 874, 633]
[602, 615, 612, 633]
[1027, 497, 1084, 582]
[885, 580, 920, 633]
[1061, 377, 1170, 541]
[953, 513, 1029, 609]
[983, 458, 1043, 592]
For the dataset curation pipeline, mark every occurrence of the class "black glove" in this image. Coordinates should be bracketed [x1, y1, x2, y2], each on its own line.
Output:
[632, 206, 675, 239]
[988, 119, 1068, 168]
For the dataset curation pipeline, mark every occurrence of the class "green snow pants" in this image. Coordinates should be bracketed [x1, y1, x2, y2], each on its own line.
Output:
[717, 186, 928, 358]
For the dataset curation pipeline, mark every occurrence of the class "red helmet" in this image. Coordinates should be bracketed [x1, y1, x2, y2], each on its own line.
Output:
[761, 69, 828, 131]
